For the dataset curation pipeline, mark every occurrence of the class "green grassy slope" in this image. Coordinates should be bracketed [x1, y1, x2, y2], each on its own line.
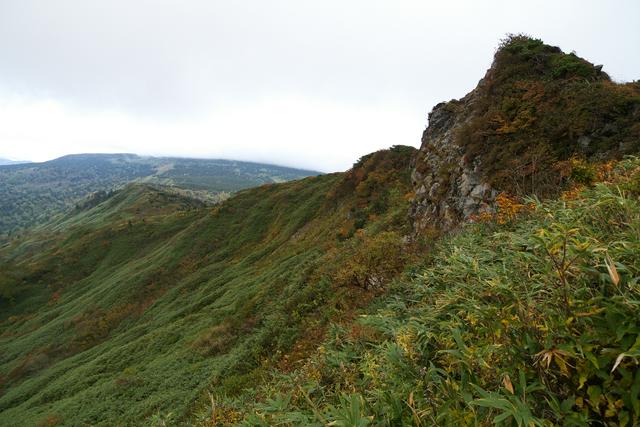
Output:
[0, 146, 415, 426]
[236, 157, 640, 426]
[0, 153, 319, 235]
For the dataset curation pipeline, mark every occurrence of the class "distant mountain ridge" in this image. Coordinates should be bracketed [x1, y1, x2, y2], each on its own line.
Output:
[0, 153, 319, 234]
[0, 158, 31, 166]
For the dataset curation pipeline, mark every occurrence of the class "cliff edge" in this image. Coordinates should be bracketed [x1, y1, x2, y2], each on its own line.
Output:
[411, 35, 640, 233]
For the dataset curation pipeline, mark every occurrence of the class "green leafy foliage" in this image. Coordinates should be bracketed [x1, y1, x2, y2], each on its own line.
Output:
[0, 147, 415, 426]
[234, 157, 640, 426]
[333, 231, 407, 290]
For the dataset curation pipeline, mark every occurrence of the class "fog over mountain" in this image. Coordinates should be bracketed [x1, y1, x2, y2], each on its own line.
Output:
[0, 158, 30, 166]
[1, 0, 638, 171]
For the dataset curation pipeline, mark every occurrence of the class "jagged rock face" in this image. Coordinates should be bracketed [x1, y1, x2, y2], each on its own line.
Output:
[410, 91, 497, 233]
[410, 36, 640, 234]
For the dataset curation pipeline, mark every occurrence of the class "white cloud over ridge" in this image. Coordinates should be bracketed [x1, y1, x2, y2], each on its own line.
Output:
[0, 0, 638, 171]
[0, 96, 420, 171]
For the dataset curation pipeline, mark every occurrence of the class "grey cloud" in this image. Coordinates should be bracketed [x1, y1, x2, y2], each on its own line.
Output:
[0, 0, 638, 169]
[2, 0, 637, 115]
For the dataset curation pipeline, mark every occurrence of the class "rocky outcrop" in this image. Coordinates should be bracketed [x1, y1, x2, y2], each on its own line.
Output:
[410, 35, 640, 235]
[410, 88, 497, 233]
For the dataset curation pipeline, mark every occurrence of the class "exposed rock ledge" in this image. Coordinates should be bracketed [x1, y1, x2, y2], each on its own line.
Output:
[409, 36, 639, 235]
[410, 86, 497, 234]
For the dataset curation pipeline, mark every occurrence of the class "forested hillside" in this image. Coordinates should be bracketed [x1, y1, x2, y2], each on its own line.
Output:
[0, 146, 416, 426]
[0, 154, 319, 235]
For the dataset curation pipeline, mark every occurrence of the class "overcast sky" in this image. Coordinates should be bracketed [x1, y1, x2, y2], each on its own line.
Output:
[0, 1, 638, 172]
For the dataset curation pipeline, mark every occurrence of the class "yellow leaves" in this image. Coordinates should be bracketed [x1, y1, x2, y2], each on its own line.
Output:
[495, 193, 533, 224]
[611, 352, 630, 373]
[604, 399, 625, 418]
[306, 365, 322, 383]
[471, 193, 534, 224]
[532, 322, 548, 333]
[494, 116, 518, 135]
[465, 314, 478, 327]
[500, 315, 519, 329]
[596, 160, 617, 183]
[575, 307, 606, 318]
[403, 191, 416, 201]
[406, 391, 425, 427]
[572, 240, 592, 252]
[470, 211, 494, 223]
[361, 352, 383, 387]
[396, 328, 418, 361]
[560, 187, 583, 202]
[578, 372, 588, 390]
[554, 355, 571, 377]
[502, 374, 515, 394]
[605, 255, 620, 286]
[534, 348, 573, 376]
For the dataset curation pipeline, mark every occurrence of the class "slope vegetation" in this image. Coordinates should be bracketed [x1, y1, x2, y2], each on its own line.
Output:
[0, 146, 415, 426]
[234, 157, 640, 427]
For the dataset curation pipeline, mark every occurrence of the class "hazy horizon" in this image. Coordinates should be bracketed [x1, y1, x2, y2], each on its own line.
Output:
[1, 0, 638, 172]
[0, 152, 324, 172]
